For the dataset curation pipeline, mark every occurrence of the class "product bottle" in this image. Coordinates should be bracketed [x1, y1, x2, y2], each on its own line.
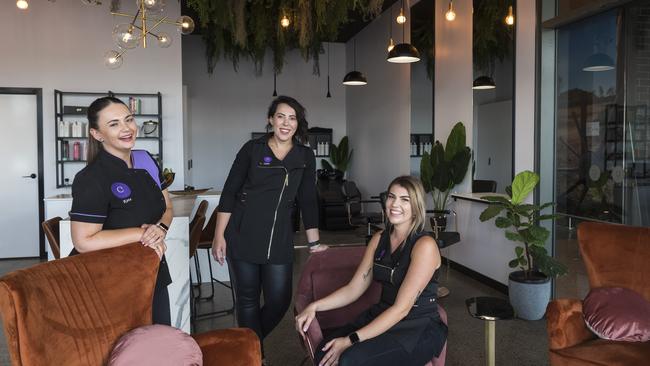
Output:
[324, 142, 329, 156]
[62, 141, 69, 160]
[73, 141, 80, 161]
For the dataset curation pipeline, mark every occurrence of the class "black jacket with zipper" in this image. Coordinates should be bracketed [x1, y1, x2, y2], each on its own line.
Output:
[218, 134, 319, 264]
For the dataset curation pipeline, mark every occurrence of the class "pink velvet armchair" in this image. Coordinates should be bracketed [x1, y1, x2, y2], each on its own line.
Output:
[294, 246, 447, 366]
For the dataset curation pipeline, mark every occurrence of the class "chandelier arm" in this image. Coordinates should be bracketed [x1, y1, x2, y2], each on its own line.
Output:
[130, 24, 161, 39]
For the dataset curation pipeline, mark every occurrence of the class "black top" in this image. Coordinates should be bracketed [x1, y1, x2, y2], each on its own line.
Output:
[351, 229, 447, 355]
[218, 134, 319, 264]
[69, 149, 172, 288]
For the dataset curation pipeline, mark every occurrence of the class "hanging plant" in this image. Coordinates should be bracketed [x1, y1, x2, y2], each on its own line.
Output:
[473, 0, 514, 74]
[187, 0, 384, 75]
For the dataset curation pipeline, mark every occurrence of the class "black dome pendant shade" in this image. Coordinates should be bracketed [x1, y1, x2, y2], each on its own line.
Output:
[582, 52, 615, 72]
[387, 43, 420, 63]
[343, 39, 367, 86]
[472, 75, 496, 90]
[343, 71, 368, 85]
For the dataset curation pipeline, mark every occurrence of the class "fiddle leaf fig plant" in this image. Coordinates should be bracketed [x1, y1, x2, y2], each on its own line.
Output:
[420, 122, 472, 211]
[479, 171, 568, 279]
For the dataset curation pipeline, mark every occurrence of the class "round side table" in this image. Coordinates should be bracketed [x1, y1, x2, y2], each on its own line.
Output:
[465, 296, 515, 366]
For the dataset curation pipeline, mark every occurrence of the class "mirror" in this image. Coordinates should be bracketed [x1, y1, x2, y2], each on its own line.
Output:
[472, 0, 515, 194]
[410, 0, 434, 176]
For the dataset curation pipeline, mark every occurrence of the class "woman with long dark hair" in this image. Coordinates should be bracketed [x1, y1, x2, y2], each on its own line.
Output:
[296, 176, 448, 366]
[69, 96, 174, 325]
[212, 96, 326, 356]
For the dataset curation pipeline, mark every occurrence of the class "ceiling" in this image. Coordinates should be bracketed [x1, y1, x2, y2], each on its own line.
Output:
[179, 0, 400, 43]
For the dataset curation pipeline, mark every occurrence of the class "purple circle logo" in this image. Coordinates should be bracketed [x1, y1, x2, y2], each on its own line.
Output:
[111, 182, 132, 199]
[263, 156, 272, 164]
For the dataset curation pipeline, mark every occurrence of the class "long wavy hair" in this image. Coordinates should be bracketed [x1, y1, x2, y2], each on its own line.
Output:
[384, 176, 428, 238]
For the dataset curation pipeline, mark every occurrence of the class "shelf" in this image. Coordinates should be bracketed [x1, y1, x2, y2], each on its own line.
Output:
[57, 160, 87, 163]
[56, 136, 160, 140]
[56, 113, 159, 118]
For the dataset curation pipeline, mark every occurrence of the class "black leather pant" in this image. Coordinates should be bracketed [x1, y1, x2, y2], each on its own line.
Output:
[228, 258, 293, 343]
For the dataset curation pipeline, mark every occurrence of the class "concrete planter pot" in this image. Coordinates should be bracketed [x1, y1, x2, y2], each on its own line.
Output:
[508, 270, 551, 320]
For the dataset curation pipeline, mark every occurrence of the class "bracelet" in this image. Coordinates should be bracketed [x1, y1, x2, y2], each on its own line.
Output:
[157, 222, 169, 232]
[308, 240, 320, 248]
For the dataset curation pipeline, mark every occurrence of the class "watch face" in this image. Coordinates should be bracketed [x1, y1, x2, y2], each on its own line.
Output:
[349, 332, 360, 344]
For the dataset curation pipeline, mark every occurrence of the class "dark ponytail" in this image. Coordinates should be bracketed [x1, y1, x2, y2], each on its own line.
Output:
[86, 96, 127, 164]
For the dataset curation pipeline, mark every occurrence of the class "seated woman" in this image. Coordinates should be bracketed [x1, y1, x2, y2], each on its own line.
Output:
[295, 176, 447, 366]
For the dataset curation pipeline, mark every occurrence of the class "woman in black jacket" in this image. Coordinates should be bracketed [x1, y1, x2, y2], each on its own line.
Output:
[212, 96, 326, 352]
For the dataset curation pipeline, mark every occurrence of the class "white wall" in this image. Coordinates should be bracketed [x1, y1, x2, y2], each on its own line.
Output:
[182, 37, 347, 189]
[475, 100, 513, 192]
[434, 0, 474, 194]
[346, 3, 412, 197]
[514, 1, 537, 181]
[0, 1, 185, 196]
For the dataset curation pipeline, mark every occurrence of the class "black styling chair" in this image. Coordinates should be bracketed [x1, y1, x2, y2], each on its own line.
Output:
[341, 181, 384, 241]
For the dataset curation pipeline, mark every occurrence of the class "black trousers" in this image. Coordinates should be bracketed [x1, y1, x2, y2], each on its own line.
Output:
[228, 258, 293, 344]
[152, 285, 171, 325]
[314, 323, 438, 366]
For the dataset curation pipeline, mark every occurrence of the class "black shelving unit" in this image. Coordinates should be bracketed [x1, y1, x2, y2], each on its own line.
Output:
[410, 134, 434, 157]
[251, 127, 333, 158]
[54, 90, 163, 188]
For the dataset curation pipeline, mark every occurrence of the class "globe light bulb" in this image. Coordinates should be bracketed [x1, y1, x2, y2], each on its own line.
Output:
[113, 24, 139, 49]
[104, 50, 123, 69]
[396, 9, 406, 24]
[177, 16, 195, 35]
[387, 38, 395, 52]
[505, 5, 514, 25]
[157, 32, 172, 48]
[139, 0, 165, 11]
[16, 0, 28, 10]
[280, 15, 290, 28]
[445, 2, 456, 21]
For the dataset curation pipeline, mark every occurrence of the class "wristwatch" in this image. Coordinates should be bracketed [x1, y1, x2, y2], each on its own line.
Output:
[157, 222, 169, 232]
[348, 332, 360, 345]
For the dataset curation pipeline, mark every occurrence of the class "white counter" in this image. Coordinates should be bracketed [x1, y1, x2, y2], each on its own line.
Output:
[43, 190, 223, 333]
[446, 192, 513, 285]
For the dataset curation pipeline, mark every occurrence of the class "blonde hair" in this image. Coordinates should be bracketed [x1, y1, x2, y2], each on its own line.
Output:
[385, 176, 427, 238]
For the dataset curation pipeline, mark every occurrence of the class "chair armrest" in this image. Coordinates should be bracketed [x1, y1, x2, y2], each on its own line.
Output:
[193, 328, 261, 366]
[293, 301, 324, 362]
[546, 299, 595, 350]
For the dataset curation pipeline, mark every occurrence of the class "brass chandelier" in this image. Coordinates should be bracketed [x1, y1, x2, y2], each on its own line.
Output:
[104, 0, 195, 69]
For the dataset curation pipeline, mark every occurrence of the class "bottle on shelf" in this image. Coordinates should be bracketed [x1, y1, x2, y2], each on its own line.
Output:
[323, 141, 329, 156]
[73, 141, 81, 161]
[58, 121, 69, 137]
[62, 141, 69, 160]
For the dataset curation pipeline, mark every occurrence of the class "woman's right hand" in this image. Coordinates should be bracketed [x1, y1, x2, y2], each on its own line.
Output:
[295, 303, 318, 338]
[212, 234, 227, 265]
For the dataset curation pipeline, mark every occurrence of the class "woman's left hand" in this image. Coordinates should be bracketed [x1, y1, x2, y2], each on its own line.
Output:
[140, 224, 166, 247]
[319, 337, 352, 366]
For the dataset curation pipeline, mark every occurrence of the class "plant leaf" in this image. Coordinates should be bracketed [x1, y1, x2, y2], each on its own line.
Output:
[321, 159, 333, 170]
[508, 259, 519, 268]
[483, 196, 511, 205]
[479, 204, 505, 222]
[495, 216, 512, 228]
[511, 170, 539, 204]
[444, 122, 467, 162]
[515, 246, 524, 257]
[538, 214, 556, 221]
[528, 225, 550, 243]
[505, 231, 524, 242]
[420, 151, 433, 193]
[450, 147, 472, 185]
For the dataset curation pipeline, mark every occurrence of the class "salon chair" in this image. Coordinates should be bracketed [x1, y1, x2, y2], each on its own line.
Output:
[294, 246, 447, 366]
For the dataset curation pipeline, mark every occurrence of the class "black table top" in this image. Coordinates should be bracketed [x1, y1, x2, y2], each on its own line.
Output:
[465, 297, 515, 321]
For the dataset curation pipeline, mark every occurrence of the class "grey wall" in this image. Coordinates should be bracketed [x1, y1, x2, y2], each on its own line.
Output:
[0, 1, 185, 196]
[182, 37, 347, 189]
[346, 3, 412, 197]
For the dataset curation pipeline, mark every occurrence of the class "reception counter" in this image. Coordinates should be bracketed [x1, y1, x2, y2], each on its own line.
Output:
[445, 192, 513, 286]
[43, 191, 222, 333]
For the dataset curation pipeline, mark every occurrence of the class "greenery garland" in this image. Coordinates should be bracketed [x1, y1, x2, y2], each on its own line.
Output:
[187, 0, 384, 75]
[473, 0, 514, 75]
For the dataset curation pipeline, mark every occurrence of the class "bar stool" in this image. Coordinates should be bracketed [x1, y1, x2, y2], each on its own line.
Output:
[42, 217, 62, 259]
[194, 208, 235, 317]
[189, 213, 206, 330]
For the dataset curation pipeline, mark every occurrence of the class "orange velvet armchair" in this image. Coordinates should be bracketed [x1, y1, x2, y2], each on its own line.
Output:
[546, 222, 650, 366]
[0, 243, 261, 366]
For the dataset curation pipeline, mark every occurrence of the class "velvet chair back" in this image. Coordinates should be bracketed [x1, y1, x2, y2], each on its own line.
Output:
[0, 243, 159, 365]
[578, 222, 650, 301]
[41, 216, 62, 259]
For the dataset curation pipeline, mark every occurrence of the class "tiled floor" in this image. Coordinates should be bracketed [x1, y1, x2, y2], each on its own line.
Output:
[0, 228, 549, 365]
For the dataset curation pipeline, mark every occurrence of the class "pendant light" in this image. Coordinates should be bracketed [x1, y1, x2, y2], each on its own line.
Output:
[387, 0, 420, 63]
[272, 73, 278, 96]
[326, 43, 332, 97]
[387, 6, 395, 52]
[472, 75, 496, 90]
[504, 5, 514, 25]
[445, 0, 456, 21]
[582, 53, 615, 72]
[16, 0, 28, 9]
[343, 39, 367, 86]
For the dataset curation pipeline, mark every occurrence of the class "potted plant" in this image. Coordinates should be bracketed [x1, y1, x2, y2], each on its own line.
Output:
[479, 170, 568, 320]
[320, 136, 353, 180]
[420, 122, 472, 232]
